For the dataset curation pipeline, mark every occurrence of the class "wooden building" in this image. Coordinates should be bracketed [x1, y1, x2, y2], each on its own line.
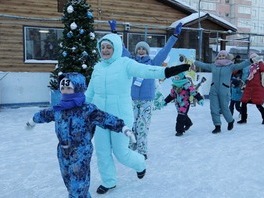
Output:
[0, 0, 237, 73]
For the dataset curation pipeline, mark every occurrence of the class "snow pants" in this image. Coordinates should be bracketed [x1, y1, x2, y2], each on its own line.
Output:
[209, 91, 234, 125]
[129, 100, 152, 156]
[57, 143, 93, 198]
[94, 127, 146, 188]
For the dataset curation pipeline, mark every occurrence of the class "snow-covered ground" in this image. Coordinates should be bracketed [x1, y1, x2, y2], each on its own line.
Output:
[1, 84, 264, 198]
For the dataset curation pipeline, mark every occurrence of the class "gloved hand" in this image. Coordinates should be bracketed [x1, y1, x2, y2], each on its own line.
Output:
[174, 22, 182, 37]
[122, 126, 136, 143]
[164, 64, 190, 78]
[198, 99, 204, 106]
[108, 20, 117, 33]
[25, 118, 36, 129]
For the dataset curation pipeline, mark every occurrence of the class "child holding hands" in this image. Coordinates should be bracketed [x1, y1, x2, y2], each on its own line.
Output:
[163, 72, 204, 136]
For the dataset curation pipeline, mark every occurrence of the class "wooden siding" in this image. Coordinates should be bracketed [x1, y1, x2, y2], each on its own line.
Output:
[0, 17, 62, 72]
[89, 0, 186, 33]
[0, 0, 188, 72]
[0, 0, 62, 72]
[0, 0, 229, 72]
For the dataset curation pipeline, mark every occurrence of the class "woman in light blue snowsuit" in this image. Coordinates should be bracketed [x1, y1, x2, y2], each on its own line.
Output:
[26, 73, 134, 198]
[108, 20, 183, 159]
[194, 50, 252, 133]
[85, 33, 190, 194]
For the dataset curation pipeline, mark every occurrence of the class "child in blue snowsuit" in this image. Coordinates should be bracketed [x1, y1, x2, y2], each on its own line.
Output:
[163, 72, 204, 136]
[26, 73, 135, 198]
[229, 71, 244, 115]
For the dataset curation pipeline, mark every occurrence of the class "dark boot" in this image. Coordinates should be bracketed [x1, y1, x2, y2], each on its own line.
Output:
[228, 119, 234, 130]
[137, 169, 146, 179]
[96, 185, 116, 194]
[256, 104, 264, 124]
[238, 103, 247, 124]
[184, 121, 193, 131]
[237, 114, 247, 124]
[212, 125, 221, 134]
[175, 132, 184, 136]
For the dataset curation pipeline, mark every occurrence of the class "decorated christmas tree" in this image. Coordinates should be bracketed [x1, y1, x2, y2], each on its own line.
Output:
[49, 0, 98, 90]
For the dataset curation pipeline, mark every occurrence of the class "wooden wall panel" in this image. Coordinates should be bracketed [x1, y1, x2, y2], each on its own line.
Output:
[0, 17, 62, 72]
[90, 0, 185, 28]
[0, 0, 196, 72]
[0, 0, 60, 18]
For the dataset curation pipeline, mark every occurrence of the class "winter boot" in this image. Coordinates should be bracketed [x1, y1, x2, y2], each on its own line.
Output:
[175, 130, 185, 136]
[238, 103, 247, 124]
[212, 125, 221, 134]
[237, 114, 247, 124]
[227, 119, 234, 130]
[96, 185, 116, 194]
[137, 169, 146, 179]
[237, 119, 246, 124]
[256, 105, 264, 124]
[175, 131, 184, 136]
[184, 122, 193, 131]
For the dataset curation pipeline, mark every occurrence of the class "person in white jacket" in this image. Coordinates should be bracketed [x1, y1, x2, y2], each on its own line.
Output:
[85, 33, 189, 194]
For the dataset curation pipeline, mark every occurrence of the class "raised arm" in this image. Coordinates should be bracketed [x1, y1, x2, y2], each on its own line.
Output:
[194, 60, 213, 71]
[152, 22, 182, 65]
[232, 59, 252, 71]
[108, 20, 131, 58]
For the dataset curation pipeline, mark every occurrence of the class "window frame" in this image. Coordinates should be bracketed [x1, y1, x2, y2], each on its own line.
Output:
[127, 33, 167, 57]
[23, 26, 63, 64]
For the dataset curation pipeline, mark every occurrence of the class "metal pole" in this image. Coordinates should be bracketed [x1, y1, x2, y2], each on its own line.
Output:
[198, 0, 203, 61]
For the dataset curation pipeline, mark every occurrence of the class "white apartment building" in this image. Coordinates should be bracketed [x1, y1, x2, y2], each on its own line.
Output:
[179, 0, 264, 48]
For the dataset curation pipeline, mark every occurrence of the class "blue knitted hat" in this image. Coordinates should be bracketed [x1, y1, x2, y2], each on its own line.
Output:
[59, 72, 87, 93]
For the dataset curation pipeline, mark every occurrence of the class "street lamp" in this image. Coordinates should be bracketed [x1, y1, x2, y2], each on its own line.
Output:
[198, 0, 203, 61]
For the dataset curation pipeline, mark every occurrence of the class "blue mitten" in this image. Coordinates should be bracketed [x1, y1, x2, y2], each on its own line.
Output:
[174, 22, 182, 37]
[108, 20, 117, 33]
[198, 99, 204, 106]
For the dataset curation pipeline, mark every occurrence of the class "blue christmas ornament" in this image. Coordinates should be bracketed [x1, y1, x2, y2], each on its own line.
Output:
[67, 31, 73, 38]
[79, 29, 85, 34]
[87, 11, 93, 19]
[62, 51, 67, 57]
[82, 51, 88, 57]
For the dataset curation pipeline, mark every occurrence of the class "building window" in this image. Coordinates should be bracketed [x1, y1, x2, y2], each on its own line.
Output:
[24, 26, 63, 63]
[127, 33, 166, 57]
[238, 6, 251, 14]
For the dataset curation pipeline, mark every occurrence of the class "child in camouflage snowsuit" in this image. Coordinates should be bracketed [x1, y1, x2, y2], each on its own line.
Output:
[26, 73, 135, 198]
[164, 72, 204, 136]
